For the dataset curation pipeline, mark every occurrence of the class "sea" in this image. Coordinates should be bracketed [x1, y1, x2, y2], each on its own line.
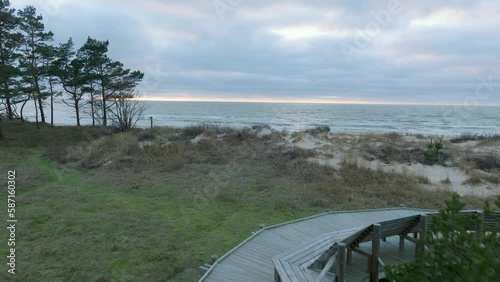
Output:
[22, 101, 500, 136]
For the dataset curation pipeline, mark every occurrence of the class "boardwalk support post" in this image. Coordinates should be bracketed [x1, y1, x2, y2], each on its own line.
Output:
[417, 215, 428, 257]
[337, 243, 346, 282]
[399, 235, 405, 251]
[347, 248, 352, 265]
[370, 223, 381, 282]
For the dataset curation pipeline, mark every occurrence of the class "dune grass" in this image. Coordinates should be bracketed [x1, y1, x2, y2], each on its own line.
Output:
[0, 120, 487, 281]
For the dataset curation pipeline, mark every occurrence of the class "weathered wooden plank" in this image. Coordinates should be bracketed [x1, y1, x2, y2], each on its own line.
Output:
[202, 209, 445, 282]
[370, 224, 381, 282]
[273, 258, 288, 282]
[280, 260, 301, 282]
[337, 243, 346, 282]
[416, 215, 428, 258]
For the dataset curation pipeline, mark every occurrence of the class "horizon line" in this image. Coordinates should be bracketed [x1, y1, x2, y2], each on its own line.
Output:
[138, 97, 500, 107]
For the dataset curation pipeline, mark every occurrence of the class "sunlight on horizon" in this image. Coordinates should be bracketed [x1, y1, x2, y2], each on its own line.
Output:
[137, 95, 484, 106]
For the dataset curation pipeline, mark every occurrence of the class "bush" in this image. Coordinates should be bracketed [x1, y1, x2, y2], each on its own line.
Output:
[450, 132, 479, 143]
[466, 154, 500, 172]
[108, 95, 147, 132]
[386, 194, 500, 282]
[306, 125, 331, 134]
[424, 139, 445, 164]
[251, 124, 271, 130]
[450, 133, 500, 143]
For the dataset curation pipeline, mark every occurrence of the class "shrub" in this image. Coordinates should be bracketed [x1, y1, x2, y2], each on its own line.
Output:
[108, 94, 147, 132]
[450, 133, 500, 143]
[251, 124, 271, 130]
[477, 134, 500, 146]
[466, 154, 500, 172]
[450, 132, 479, 143]
[386, 194, 500, 282]
[424, 139, 445, 164]
[281, 128, 289, 137]
[363, 143, 425, 164]
[306, 125, 331, 134]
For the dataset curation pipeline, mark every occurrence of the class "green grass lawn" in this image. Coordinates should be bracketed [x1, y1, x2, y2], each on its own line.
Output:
[0, 122, 319, 281]
[0, 121, 479, 281]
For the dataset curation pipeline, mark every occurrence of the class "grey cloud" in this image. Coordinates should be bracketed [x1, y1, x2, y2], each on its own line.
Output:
[10, 0, 500, 104]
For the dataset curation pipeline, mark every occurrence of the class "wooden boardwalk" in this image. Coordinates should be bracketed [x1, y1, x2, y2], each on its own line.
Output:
[343, 236, 416, 282]
[200, 209, 499, 281]
[199, 208, 430, 282]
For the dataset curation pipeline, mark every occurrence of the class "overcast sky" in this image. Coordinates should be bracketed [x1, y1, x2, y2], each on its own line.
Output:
[12, 0, 500, 105]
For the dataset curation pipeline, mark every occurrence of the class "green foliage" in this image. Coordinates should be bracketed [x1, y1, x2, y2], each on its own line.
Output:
[17, 5, 55, 124]
[78, 37, 144, 126]
[306, 125, 331, 134]
[450, 132, 500, 143]
[56, 38, 88, 126]
[0, 3, 144, 127]
[424, 138, 445, 164]
[386, 194, 500, 282]
[0, 0, 23, 119]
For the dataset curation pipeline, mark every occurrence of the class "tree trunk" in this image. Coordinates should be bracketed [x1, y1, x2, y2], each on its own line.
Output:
[20, 94, 30, 122]
[72, 86, 81, 127]
[34, 76, 45, 123]
[37, 95, 45, 123]
[49, 78, 54, 126]
[90, 89, 95, 126]
[33, 92, 40, 129]
[101, 84, 107, 126]
[75, 100, 80, 126]
[3, 82, 14, 120]
[99, 65, 107, 126]
[6, 97, 13, 120]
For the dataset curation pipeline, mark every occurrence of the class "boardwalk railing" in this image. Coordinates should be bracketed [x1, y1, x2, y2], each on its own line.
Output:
[275, 210, 500, 282]
[310, 214, 423, 282]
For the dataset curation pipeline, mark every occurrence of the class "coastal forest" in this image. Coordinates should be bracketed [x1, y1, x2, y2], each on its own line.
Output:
[0, 0, 144, 129]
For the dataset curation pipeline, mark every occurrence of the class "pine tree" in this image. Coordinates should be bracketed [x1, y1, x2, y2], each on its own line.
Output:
[0, 0, 22, 120]
[78, 37, 143, 126]
[40, 44, 61, 126]
[56, 38, 87, 126]
[78, 38, 110, 126]
[17, 5, 54, 124]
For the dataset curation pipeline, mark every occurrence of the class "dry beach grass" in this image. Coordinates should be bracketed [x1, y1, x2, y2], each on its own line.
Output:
[0, 120, 497, 281]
